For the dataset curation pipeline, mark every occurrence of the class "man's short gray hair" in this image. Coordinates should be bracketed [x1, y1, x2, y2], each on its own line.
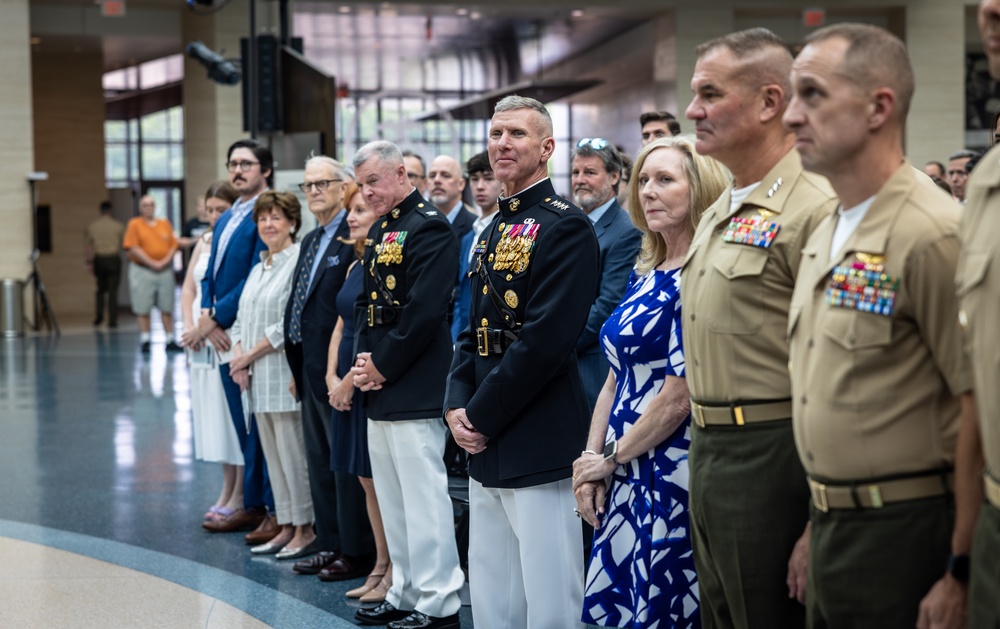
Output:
[494, 95, 553, 136]
[948, 149, 977, 162]
[353, 140, 403, 170]
[305, 154, 346, 179]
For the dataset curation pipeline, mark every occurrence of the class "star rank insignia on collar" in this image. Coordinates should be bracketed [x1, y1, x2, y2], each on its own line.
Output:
[766, 177, 783, 198]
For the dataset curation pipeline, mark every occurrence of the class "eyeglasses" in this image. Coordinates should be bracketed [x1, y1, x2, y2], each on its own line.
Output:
[298, 179, 344, 192]
[577, 138, 609, 150]
[226, 160, 260, 172]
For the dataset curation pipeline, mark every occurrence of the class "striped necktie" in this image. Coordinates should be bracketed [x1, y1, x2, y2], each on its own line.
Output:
[288, 234, 321, 344]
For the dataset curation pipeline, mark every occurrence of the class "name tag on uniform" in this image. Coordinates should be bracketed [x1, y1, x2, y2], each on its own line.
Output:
[721, 212, 781, 249]
[376, 231, 407, 265]
[826, 254, 898, 316]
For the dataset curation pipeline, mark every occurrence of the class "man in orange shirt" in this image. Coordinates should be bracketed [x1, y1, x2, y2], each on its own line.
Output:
[123, 195, 180, 353]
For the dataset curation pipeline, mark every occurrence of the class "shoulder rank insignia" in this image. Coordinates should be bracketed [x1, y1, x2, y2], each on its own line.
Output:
[425, 210, 438, 216]
[376, 231, 407, 265]
[546, 198, 570, 211]
[494, 223, 540, 274]
[721, 211, 781, 248]
[826, 253, 898, 316]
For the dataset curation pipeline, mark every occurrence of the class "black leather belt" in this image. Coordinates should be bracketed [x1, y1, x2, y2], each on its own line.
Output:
[367, 305, 401, 327]
[476, 327, 517, 356]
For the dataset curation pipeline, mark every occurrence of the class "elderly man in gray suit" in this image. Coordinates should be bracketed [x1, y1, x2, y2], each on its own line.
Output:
[571, 138, 642, 410]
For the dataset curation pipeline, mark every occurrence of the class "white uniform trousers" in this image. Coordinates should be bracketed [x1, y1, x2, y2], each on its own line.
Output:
[469, 477, 585, 629]
[368, 418, 464, 618]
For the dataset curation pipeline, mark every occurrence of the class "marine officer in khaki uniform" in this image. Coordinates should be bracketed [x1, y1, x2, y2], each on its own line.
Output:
[783, 24, 978, 629]
[956, 1, 1000, 626]
[681, 28, 835, 629]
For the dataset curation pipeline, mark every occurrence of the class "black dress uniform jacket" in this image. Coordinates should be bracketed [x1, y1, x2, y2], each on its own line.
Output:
[284, 218, 353, 399]
[446, 179, 600, 488]
[356, 188, 459, 421]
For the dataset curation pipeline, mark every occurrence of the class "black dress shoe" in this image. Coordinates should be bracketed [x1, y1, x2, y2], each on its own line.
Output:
[293, 551, 339, 575]
[141, 341, 151, 353]
[388, 611, 460, 629]
[318, 553, 373, 581]
[355, 601, 410, 626]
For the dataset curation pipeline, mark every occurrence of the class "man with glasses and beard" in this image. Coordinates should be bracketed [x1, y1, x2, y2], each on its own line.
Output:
[199, 139, 275, 541]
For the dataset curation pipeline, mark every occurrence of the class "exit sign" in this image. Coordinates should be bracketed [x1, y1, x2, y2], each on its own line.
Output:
[803, 8, 826, 28]
[102, 0, 126, 17]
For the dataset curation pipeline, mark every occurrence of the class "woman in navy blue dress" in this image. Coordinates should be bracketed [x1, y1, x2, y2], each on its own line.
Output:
[573, 136, 731, 629]
[326, 183, 392, 603]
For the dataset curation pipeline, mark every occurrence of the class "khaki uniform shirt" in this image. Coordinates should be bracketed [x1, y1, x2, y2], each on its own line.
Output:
[789, 163, 971, 481]
[957, 145, 1000, 477]
[86, 215, 125, 256]
[680, 149, 836, 402]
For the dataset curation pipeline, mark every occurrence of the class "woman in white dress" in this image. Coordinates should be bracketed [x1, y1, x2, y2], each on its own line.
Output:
[180, 181, 245, 524]
[228, 191, 315, 557]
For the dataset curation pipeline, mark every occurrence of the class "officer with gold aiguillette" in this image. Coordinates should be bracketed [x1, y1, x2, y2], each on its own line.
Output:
[445, 95, 599, 629]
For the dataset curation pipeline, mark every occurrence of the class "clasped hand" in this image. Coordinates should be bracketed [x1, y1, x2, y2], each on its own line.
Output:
[445, 408, 487, 454]
[351, 352, 385, 391]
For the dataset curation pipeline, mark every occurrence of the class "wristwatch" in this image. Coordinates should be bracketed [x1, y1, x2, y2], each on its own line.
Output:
[602, 439, 618, 464]
[208, 307, 217, 321]
[947, 553, 970, 583]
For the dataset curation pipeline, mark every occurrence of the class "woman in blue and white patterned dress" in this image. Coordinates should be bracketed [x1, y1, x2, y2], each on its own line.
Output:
[574, 136, 731, 629]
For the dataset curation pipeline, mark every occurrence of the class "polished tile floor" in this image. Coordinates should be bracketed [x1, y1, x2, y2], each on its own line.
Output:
[0, 323, 474, 628]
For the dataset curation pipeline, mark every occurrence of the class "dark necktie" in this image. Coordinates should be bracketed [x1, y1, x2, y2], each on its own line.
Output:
[288, 234, 322, 344]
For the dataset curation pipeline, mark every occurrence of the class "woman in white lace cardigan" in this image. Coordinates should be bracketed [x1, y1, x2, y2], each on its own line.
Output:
[228, 191, 314, 558]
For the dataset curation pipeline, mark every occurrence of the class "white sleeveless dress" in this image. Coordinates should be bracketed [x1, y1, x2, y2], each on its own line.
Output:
[189, 235, 244, 465]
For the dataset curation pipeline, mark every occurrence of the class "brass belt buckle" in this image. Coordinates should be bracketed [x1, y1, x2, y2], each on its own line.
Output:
[811, 481, 829, 513]
[732, 405, 746, 426]
[477, 327, 489, 357]
[367, 304, 376, 327]
[692, 404, 706, 428]
[867, 485, 884, 508]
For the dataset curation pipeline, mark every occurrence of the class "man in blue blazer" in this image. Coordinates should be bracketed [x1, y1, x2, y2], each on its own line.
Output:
[198, 139, 274, 537]
[571, 139, 642, 410]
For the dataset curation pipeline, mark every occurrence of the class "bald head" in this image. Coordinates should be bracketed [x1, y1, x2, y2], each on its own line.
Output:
[427, 155, 466, 211]
[138, 195, 156, 219]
